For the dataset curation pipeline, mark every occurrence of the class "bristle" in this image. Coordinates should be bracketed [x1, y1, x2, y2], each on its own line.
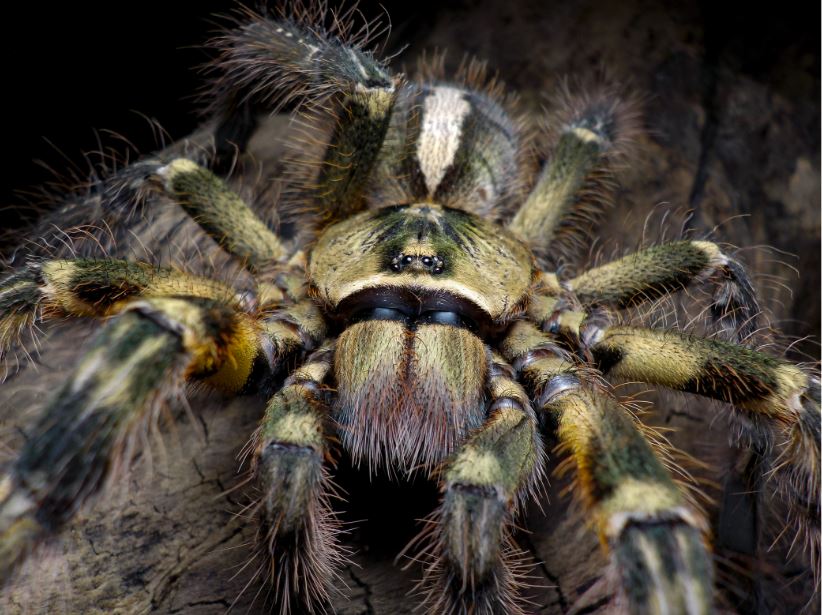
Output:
[509, 80, 642, 266]
[413, 50, 514, 112]
[251, 462, 349, 614]
[0, 267, 43, 378]
[333, 321, 488, 476]
[411, 508, 533, 615]
[766, 375, 821, 576]
[204, 4, 392, 119]
[569, 239, 762, 343]
[709, 253, 760, 343]
[248, 344, 347, 613]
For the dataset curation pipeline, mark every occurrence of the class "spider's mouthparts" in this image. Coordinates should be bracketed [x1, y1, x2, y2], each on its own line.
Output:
[352, 305, 475, 330]
[337, 287, 491, 333]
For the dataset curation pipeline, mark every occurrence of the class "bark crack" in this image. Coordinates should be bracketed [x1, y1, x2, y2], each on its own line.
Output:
[348, 566, 375, 615]
[149, 526, 245, 610]
[519, 533, 568, 613]
[686, 1, 725, 233]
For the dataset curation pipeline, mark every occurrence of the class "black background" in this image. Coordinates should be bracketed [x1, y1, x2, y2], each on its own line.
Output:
[2, 1, 819, 231]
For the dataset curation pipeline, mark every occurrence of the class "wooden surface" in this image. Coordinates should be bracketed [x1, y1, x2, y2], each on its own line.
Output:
[1, 1, 818, 613]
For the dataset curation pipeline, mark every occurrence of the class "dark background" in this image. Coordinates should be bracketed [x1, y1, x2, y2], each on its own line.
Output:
[1, 2, 428, 227]
[2, 1, 818, 217]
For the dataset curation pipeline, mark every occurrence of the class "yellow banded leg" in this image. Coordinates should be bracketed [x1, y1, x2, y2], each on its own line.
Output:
[211, 13, 398, 220]
[499, 321, 713, 613]
[0, 258, 241, 360]
[569, 240, 759, 340]
[0, 295, 262, 583]
[550, 385, 713, 615]
[251, 344, 343, 613]
[590, 325, 821, 569]
[508, 90, 636, 260]
[157, 159, 287, 269]
[422, 353, 543, 615]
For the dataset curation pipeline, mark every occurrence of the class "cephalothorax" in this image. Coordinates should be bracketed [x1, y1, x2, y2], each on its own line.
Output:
[0, 4, 819, 614]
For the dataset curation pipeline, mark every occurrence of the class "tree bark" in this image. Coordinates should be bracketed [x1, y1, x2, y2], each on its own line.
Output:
[1, 0, 818, 613]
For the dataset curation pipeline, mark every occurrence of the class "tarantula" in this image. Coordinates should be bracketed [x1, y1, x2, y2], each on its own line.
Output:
[0, 4, 819, 614]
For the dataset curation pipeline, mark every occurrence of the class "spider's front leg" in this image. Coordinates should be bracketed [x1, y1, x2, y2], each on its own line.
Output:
[420, 352, 544, 615]
[250, 342, 343, 614]
[501, 321, 713, 614]
[567, 240, 760, 341]
[526, 240, 760, 348]
[0, 291, 324, 585]
[209, 9, 398, 219]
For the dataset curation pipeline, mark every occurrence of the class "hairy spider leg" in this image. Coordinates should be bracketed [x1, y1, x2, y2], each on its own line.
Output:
[553, 387, 713, 615]
[508, 87, 638, 263]
[250, 343, 343, 614]
[568, 240, 759, 341]
[0, 258, 239, 364]
[501, 320, 713, 615]
[0, 296, 258, 580]
[159, 159, 289, 269]
[419, 352, 543, 615]
[0, 281, 326, 585]
[590, 325, 821, 570]
[211, 10, 398, 221]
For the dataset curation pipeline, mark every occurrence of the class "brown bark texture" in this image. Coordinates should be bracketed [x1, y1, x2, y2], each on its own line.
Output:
[1, 0, 819, 613]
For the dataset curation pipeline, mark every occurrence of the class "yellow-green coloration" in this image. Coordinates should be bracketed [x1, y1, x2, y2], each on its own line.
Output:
[316, 83, 398, 218]
[160, 159, 286, 267]
[260, 386, 326, 451]
[334, 320, 488, 472]
[258, 343, 332, 450]
[39, 259, 239, 315]
[570, 240, 720, 307]
[0, 259, 240, 367]
[2, 7, 818, 613]
[509, 127, 606, 249]
[592, 326, 811, 415]
[425, 355, 541, 609]
[128, 296, 261, 393]
[334, 320, 405, 393]
[446, 387, 539, 499]
[252, 343, 342, 604]
[553, 389, 682, 522]
[551, 387, 712, 615]
[309, 203, 534, 322]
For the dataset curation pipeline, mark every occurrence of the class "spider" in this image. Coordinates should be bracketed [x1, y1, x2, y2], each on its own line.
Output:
[0, 3, 819, 614]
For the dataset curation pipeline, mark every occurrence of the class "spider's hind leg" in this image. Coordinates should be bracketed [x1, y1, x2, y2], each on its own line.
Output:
[211, 9, 399, 220]
[250, 343, 344, 614]
[508, 85, 639, 264]
[419, 353, 544, 615]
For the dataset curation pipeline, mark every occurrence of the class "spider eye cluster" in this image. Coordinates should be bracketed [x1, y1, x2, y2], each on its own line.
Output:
[389, 253, 445, 274]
